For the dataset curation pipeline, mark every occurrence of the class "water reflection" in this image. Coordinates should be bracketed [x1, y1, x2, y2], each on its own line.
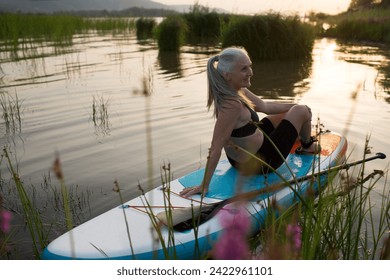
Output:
[251, 58, 312, 98]
[0, 92, 22, 135]
[379, 60, 390, 98]
[335, 41, 390, 103]
[157, 51, 182, 79]
[156, 44, 314, 100]
[91, 95, 111, 138]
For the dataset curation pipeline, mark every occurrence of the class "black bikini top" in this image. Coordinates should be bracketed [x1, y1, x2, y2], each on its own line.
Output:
[231, 103, 259, 138]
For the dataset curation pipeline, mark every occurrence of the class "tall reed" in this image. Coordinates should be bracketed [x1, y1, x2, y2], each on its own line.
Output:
[2, 148, 49, 259]
[0, 92, 22, 134]
[324, 8, 390, 43]
[155, 16, 188, 52]
[0, 146, 93, 259]
[0, 14, 83, 47]
[0, 14, 135, 54]
[183, 10, 221, 43]
[221, 14, 315, 60]
[136, 18, 157, 40]
[253, 150, 389, 259]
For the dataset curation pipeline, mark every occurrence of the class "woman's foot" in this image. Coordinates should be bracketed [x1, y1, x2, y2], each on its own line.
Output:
[296, 136, 321, 155]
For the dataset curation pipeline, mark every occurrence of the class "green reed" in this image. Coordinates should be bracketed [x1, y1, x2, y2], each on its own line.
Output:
[113, 180, 135, 259]
[183, 9, 221, 43]
[0, 14, 83, 48]
[155, 15, 188, 52]
[154, 12, 315, 59]
[324, 8, 390, 43]
[1, 12, 317, 60]
[255, 147, 389, 259]
[0, 92, 22, 135]
[52, 155, 74, 255]
[84, 17, 135, 35]
[136, 18, 157, 40]
[0, 147, 92, 259]
[0, 14, 135, 54]
[221, 14, 315, 60]
[2, 148, 48, 258]
[309, 167, 388, 259]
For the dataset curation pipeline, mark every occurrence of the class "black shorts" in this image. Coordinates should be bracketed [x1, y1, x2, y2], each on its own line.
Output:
[227, 117, 298, 174]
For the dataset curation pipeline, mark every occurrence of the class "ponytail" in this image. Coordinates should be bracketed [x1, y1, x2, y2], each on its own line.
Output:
[206, 47, 254, 116]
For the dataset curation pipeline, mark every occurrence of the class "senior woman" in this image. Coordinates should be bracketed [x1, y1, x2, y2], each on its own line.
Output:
[180, 47, 320, 197]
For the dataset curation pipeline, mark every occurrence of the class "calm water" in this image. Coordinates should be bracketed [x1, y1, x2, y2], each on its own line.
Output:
[0, 33, 389, 258]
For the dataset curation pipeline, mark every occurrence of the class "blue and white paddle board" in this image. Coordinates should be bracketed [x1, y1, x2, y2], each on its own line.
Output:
[41, 131, 347, 260]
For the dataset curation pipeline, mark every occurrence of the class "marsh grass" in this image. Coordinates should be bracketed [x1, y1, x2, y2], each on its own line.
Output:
[1, 12, 316, 60]
[183, 10, 221, 43]
[136, 18, 157, 40]
[255, 152, 389, 260]
[2, 148, 49, 258]
[154, 12, 315, 59]
[221, 14, 315, 60]
[0, 14, 135, 56]
[0, 92, 22, 135]
[113, 180, 135, 259]
[135, 166, 180, 260]
[155, 16, 188, 52]
[0, 14, 83, 50]
[324, 8, 390, 43]
[0, 147, 92, 259]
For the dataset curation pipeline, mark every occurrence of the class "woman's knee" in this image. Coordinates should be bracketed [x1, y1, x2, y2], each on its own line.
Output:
[290, 104, 311, 119]
[285, 105, 311, 130]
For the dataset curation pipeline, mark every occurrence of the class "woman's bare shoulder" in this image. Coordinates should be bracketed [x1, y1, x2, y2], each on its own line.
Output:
[222, 97, 242, 110]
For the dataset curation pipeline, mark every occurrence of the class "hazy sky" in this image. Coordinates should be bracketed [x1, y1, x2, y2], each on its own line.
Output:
[156, 0, 351, 15]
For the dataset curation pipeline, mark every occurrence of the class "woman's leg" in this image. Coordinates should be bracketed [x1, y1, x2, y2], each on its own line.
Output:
[282, 105, 320, 153]
[264, 112, 286, 129]
[264, 106, 312, 141]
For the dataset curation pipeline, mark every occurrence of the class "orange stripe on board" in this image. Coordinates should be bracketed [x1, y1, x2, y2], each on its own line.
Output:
[290, 133, 342, 156]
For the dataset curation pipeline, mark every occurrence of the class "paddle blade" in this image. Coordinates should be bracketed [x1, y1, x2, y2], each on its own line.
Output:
[156, 204, 215, 227]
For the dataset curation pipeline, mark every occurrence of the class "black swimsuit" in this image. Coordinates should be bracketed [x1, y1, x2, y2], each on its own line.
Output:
[230, 104, 259, 138]
[226, 104, 298, 174]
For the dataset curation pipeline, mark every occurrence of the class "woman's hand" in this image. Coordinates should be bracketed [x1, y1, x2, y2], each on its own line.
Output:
[179, 185, 208, 198]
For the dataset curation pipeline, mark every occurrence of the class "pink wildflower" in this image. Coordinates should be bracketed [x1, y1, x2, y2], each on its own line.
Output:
[212, 205, 251, 260]
[286, 223, 302, 252]
[0, 210, 12, 233]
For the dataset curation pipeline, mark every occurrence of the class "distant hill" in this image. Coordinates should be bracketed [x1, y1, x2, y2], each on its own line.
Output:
[0, 0, 182, 13]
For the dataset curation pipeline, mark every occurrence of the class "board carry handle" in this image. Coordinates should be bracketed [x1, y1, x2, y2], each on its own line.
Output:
[156, 152, 386, 231]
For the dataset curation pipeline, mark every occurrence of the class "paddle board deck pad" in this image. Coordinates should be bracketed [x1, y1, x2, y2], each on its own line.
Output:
[42, 131, 347, 260]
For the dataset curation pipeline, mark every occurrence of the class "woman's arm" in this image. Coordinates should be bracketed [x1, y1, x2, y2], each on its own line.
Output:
[242, 88, 296, 114]
[180, 101, 241, 197]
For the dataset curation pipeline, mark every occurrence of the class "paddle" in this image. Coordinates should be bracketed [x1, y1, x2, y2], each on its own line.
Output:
[156, 152, 386, 231]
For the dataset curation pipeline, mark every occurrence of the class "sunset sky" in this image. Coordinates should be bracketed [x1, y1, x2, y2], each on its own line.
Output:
[156, 0, 351, 15]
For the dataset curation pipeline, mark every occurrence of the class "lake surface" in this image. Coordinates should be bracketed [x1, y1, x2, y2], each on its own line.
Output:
[0, 33, 389, 259]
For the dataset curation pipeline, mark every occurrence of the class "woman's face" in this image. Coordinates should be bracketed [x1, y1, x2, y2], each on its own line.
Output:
[225, 54, 253, 90]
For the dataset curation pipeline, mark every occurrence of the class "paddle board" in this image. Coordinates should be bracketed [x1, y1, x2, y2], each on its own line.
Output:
[41, 131, 347, 260]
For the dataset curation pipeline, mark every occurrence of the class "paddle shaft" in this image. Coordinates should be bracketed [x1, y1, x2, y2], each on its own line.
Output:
[211, 152, 386, 211]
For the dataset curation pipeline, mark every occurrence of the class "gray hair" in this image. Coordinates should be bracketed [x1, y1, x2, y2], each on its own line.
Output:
[207, 47, 253, 116]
